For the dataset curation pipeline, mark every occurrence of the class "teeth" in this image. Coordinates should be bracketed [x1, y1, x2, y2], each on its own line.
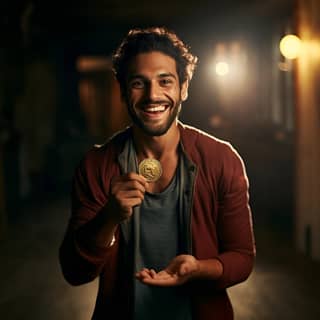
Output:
[145, 105, 166, 112]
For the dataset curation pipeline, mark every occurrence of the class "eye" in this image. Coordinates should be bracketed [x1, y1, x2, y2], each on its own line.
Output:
[160, 78, 174, 86]
[129, 79, 145, 89]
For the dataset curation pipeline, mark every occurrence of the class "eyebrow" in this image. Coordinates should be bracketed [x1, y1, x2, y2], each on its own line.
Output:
[158, 72, 177, 79]
[128, 72, 177, 81]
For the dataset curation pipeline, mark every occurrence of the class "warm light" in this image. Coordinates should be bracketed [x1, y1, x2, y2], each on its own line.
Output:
[215, 62, 229, 76]
[279, 34, 302, 59]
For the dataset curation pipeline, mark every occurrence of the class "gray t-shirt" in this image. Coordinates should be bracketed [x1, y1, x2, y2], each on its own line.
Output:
[134, 169, 192, 320]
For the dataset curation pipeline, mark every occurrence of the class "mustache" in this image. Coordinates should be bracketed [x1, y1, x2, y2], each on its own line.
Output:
[141, 99, 171, 106]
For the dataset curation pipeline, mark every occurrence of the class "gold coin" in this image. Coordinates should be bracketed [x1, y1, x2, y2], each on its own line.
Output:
[138, 158, 162, 182]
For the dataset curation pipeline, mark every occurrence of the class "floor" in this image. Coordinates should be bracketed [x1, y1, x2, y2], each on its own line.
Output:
[0, 195, 319, 320]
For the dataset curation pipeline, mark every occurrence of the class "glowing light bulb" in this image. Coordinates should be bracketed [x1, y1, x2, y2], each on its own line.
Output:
[279, 34, 302, 59]
[215, 62, 229, 76]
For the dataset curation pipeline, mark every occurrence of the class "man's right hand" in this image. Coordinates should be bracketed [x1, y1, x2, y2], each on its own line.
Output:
[108, 172, 147, 223]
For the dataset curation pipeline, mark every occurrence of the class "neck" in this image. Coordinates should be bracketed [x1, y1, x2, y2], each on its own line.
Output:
[133, 122, 180, 160]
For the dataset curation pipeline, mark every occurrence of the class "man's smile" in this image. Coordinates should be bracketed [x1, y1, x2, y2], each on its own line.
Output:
[143, 104, 168, 112]
[139, 102, 171, 118]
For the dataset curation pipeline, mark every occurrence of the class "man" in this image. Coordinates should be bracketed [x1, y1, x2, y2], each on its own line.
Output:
[59, 27, 255, 320]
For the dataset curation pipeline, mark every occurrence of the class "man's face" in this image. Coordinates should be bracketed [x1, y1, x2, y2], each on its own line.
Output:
[124, 51, 188, 136]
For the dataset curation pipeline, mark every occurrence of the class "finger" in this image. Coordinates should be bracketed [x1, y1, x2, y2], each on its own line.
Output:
[112, 179, 146, 193]
[139, 268, 152, 279]
[113, 190, 145, 208]
[150, 269, 157, 278]
[111, 172, 146, 186]
[154, 270, 172, 280]
[122, 198, 144, 209]
[141, 275, 179, 287]
[112, 172, 145, 182]
[178, 262, 189, 276]
[118, 189, 145, 201]
[135, 268, 149, 277]
[125, 172, 148, 186]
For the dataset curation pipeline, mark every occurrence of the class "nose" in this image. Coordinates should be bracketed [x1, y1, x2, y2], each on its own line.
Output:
[146, 81, 162, 101]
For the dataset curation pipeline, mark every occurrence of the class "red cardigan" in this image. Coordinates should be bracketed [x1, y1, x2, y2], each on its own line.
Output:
[59, 122, 255, 320]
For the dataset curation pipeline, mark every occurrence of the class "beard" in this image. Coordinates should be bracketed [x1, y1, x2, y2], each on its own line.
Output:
[126, 99, 182, 136]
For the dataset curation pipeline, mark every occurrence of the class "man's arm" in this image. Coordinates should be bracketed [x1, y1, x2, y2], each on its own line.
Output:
[213, 144, 255, 290]
[75, 172, 147, 249]
[59, 149, 147, 286]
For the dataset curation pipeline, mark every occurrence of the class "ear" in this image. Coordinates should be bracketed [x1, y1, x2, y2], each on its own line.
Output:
[181, 80, 189, 101]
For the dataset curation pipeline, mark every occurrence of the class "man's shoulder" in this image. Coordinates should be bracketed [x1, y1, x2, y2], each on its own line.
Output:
[179, 122, 233, 154]
[179, 122, 246, 174]
[94, 126, 132, 150]
[80, 126, 132, 166]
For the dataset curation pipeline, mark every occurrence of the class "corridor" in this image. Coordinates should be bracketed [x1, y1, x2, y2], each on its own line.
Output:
[0, 195, 319, 320]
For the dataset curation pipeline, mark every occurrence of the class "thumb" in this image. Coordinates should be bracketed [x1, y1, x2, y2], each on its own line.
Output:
[178, 262, 189, 276]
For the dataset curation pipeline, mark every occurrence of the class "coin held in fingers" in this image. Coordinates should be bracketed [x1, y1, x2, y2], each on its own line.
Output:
[138, 159, 162, 182]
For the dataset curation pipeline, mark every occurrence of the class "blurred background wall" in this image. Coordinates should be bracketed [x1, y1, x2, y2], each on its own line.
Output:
[0, 0, 319, 261]
[295, 0, 320, 260]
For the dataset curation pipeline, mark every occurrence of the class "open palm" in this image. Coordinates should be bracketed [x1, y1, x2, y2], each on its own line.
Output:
[136, 254, 200, 286]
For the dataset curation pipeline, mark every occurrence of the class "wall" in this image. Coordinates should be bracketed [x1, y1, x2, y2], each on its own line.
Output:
[296, 0, 320, 260]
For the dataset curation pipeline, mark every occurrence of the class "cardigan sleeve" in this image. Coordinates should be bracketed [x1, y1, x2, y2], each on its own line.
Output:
[59, 147, 119, 286]
[214, 143, 256, 290]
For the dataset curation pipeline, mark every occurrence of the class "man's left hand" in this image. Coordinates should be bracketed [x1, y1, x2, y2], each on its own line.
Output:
[135, 254, 200, 286]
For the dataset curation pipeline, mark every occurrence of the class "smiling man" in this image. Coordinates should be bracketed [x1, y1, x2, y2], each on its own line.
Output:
[125, 51, 186, 137]
[59, 27, 255, 320]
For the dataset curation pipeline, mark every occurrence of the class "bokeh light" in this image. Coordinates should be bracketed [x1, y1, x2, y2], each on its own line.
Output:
[215, 61, 229, 76]
[279, 34, 302, 59]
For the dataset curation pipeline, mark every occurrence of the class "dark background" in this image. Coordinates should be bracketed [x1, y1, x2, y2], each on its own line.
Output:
[1, 0, 295, 229]
[1, 0, 320, 319]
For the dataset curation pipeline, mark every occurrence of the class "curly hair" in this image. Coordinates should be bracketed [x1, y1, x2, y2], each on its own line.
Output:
[112, 27, 198, 91]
